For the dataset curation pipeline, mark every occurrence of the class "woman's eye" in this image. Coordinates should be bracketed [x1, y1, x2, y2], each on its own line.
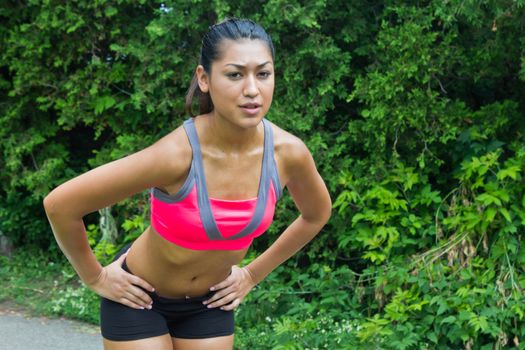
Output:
[258, 71, 271, 78]
[227, 72, 242, 79]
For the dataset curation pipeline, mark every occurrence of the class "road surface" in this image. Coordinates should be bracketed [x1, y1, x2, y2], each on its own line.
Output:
[0, 301, 102, 350]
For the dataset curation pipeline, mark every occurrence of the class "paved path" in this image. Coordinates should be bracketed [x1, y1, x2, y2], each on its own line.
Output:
[0, 302, 102, 350]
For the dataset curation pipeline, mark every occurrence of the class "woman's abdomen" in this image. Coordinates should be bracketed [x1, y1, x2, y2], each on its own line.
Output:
[125, 226, 248, 298]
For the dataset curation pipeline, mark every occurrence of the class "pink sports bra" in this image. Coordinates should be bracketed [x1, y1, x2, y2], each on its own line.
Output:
[150, 118, 283, 250]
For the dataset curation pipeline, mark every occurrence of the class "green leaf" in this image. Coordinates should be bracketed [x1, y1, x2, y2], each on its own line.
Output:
[94, 96, 116, 115]
[427, 332, 438, 343]
[496, 165, 521, 180]
[499, 207, 511, 222]
[468, 315, 489, 332]
[475, 193, 502, 206]
[484, 207, 497, 222]
[105, 6, 118, 17]
[440, 315, 456, 324]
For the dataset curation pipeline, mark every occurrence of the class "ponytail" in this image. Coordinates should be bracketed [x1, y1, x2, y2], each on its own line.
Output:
[185, 72, 213, 117]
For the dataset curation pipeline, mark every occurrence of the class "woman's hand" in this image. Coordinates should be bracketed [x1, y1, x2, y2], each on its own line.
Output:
[87, 249, 156, 310]
[203, 265, 257, 311]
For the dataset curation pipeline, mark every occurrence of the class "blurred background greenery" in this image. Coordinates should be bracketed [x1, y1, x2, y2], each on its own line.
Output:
[1, 0, 524, 349]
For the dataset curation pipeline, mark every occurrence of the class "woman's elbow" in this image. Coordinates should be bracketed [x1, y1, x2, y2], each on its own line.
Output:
[43, 187, 66, 217]
[304, 206, 331, 227]
[321, 205, 332, 225]
[43, 191, 59, 217]
[320, 194, 333, 224]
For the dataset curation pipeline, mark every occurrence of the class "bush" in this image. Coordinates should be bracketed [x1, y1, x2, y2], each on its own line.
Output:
[1, 1, 524, 348]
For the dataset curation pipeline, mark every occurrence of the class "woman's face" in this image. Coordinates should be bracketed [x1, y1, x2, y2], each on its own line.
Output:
[197, 39, 275, 129]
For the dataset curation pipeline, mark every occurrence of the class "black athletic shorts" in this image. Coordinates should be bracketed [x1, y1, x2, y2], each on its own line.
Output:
[99, 244, 235, 341]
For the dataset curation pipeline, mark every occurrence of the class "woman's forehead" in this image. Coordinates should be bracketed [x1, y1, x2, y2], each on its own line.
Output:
[215, 39, 273, 67]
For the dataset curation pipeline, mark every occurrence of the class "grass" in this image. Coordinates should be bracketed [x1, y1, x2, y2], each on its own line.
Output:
[0, 246, 100, 324]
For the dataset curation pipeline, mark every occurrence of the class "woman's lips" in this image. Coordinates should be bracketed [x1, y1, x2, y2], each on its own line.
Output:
[239, 105, 261, 115]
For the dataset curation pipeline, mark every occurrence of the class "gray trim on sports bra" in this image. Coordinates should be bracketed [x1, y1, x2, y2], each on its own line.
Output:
[151, 119, 282, 202]
[183, 117, 280, 241]
[151, 161, 196, 203]
[151, 118, 282, 241]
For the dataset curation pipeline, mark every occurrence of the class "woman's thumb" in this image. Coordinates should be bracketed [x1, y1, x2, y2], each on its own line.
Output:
[116, 248, 130, 262]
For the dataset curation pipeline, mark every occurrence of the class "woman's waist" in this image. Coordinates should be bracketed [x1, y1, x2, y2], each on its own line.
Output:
[124, 254, 232, 299]
[124, 228, 246, 298]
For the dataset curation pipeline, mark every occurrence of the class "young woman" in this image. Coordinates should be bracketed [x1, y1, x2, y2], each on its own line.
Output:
[43, 18, 332, 350]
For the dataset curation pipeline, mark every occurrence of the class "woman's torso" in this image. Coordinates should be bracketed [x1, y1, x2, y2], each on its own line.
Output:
[126, 116, 288, 298]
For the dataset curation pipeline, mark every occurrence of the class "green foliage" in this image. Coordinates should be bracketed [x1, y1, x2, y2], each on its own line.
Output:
[0, 246, 99, 324]
[335, 145, 525, 348]
[1, 0, 525, 348]
[236, 311, 360, 349]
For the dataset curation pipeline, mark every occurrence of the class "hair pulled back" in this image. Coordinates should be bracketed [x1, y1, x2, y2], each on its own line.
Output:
[185, 18, 275, 117]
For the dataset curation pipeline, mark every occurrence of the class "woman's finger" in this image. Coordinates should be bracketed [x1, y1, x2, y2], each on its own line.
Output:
[220, 298, 241, 311]
[209, 276, 234, 292]
[203, 284, 235, 305]
[123, 290, 152, 309]
[125, 285, 153, 307]
[209, 266, 239, 291]
[205, 291, 238, 308]
[211, 295, 241, 310]
[114, 249, 130, 264]
[118, 296, 148, 310]
[128, 274, 155, 293]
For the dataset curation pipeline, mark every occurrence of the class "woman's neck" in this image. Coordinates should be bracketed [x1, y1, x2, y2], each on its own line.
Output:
[200, 112, 264, 154]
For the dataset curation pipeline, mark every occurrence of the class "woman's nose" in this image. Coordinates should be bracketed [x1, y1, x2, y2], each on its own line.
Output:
[242, 75, 259, 97]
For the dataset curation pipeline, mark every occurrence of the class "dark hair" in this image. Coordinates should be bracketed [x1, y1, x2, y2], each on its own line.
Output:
[185, 18, 275, 117]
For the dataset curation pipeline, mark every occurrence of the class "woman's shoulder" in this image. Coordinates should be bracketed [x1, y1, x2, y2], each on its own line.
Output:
[267, 120, 313, 180]
[157, 122, 192, 154]
[150, 122, 193, 182]
[269, 120, 310, 155]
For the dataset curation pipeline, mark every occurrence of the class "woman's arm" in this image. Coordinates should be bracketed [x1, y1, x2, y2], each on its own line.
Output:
[204, 136, 332, 310]
[243, 138, 332, 283]
[43, 127, 190, 308]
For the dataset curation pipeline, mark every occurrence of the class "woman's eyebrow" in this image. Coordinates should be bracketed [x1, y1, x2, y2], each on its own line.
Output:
[224, 61, 272, 69]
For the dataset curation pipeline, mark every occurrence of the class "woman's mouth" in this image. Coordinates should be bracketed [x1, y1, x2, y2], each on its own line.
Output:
[239, 103, 262, 115]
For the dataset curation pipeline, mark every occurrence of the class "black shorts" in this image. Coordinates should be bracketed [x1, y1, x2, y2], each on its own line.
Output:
[100, 244, 235, 341]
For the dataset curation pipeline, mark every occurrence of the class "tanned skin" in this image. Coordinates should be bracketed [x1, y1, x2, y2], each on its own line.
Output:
[44, 39, 332, 350]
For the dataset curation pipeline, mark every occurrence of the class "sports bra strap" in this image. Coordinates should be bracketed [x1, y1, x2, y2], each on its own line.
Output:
[183, 118, 275, 241]
[262, 118, 282, 200]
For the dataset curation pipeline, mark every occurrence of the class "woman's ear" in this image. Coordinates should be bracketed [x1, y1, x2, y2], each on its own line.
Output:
[196, 65, 209, 93]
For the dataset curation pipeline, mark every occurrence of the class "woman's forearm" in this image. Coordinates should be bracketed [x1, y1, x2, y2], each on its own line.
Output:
[244, 215, 327, 284]
[44, 200, 102, 286]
